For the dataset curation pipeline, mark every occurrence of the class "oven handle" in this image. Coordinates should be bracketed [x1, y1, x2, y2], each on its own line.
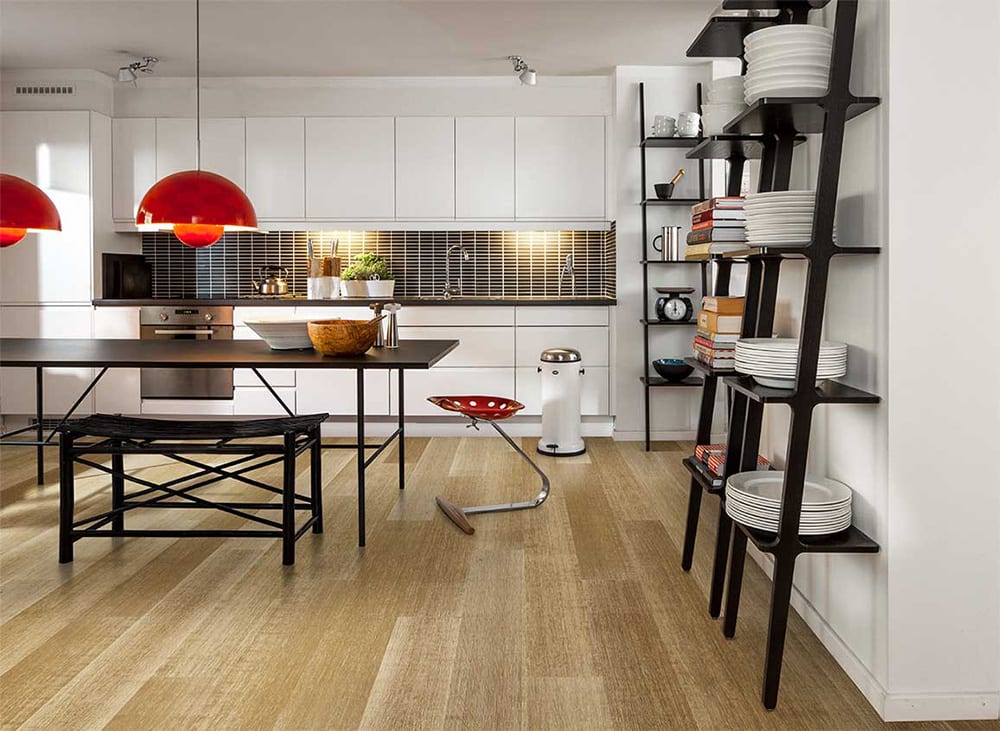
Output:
[152, 329, 218, 336]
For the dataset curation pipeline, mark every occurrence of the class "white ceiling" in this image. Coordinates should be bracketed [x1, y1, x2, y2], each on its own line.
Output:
[0, 0, 718, 78]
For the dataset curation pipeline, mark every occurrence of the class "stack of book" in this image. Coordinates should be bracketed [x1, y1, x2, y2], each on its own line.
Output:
[691, 443, 771, 488]
[693, 296, 744, 370]
[685, 197, 747, 260]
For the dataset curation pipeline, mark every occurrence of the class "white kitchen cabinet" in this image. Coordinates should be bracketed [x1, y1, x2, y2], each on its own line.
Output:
[515, 117, 605, 220]
[305, 117, 394, 219]
[112, 117, 156, 221]
[396, 306, 514, 327]
[0, 305, 94, 415]
[246, 117, 305, 219]
[455, 117, 515, 219]
[515, 365, 609, 416]
[93, 306, 141, 415]
[0, 111, 94, 304]
[390, 368, 514, 417]
[515, 306, 609, 327]
[295, 370, 389, 416]
[154, 118, 196, 178]
[234, 386, 297, 416]
[395, 117, 454, 219]
[396, 326, 514, 367]
[200, 118, 246, 187]
[515, 325, 609, 367]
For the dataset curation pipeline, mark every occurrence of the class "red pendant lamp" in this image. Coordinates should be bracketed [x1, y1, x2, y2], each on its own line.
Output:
[0, 174, 62, 248]
[135, 0, 257, 248]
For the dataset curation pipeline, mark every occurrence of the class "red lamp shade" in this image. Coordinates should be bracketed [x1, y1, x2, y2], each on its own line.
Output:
[135, 170, 258, 248]
[0, 174, 62, 248]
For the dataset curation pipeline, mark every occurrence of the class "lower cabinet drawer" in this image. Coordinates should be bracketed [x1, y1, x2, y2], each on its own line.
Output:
[295, 370, 389, 416]
[515, 326, 609, 367]
[397, 326, 514, 367]
[234, 368, 296, 387]
[233, 387, 297, 416]
[514, 365, 610, 416]
[390, 368, 515, 416]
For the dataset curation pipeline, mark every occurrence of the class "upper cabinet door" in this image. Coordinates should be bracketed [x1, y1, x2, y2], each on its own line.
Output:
[455, 117, 515, 219]
[515, 116, 606, 220]
[395, 117, 454, 219]
[245, 117, 305, 219]
[154, 118, 196, 178]
[305, 117, 394, 219]
[200, 118, 246, 188]
[112, 117, 155, 221]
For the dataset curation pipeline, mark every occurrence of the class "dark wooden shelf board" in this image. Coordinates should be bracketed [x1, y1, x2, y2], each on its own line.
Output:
[640, 319, 697, 327]
[685, 357, 736, 377]
[723, 96, 881, 135]
[751, 244, 881, 258]
[738, 523, 879, 555]
[686, 134, 808, 161]
[641, 376, 705, 388]
[641, 136, 702, 148]
[723, 375, 881, 404]
[641, 198, 702, 207]
[641, 259, 706, 265]
[687, 16, 779, 58]
[682, 456, 725, 494]
[722, 0, 829, 9]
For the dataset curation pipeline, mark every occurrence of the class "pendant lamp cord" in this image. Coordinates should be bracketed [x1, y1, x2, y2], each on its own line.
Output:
[195, 0, 201, 170]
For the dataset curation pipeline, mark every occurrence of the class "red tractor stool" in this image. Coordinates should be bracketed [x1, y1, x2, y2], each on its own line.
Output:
[428, 395, 550, 535]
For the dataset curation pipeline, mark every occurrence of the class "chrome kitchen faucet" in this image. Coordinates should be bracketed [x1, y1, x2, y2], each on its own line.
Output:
[444, 244, 471, 298]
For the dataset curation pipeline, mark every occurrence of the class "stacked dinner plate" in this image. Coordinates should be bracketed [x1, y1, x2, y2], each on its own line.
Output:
[743, 190, 835, 246]
[744, 25, 833, 104]
[734, 338, 847, 388]
[725, 472, 853, 536]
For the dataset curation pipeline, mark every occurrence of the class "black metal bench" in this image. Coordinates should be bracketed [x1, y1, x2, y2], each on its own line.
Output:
[58, 413, 328, 565]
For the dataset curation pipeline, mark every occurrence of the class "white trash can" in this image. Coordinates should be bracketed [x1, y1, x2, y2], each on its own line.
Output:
[537, 348, 586, 457]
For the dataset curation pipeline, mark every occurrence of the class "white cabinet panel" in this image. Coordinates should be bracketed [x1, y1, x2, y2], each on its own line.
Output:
[515, 365, 609, 416]
[0, 306, 94, 415]
[515, 117, 605, 219]
[234, 368, 296, 388]
[295, 306, 375, 321]
[515, 326, 609, 367]
[305, 117, 394, 219]
[155, 118, 196, 178]
[396, 306, 514, 327]
[515, 306, 609, 327]
[234, 387, 296, 416]
[296, 370, 389, 416]
[397, 326, 513, 367]
[200, 118, 246, 187]
[390, 368, 514, 416]
[112, 117, 156, 221]
[1, 111, 93, 303]
[456, 117, 515, 219]
[246, 117, 305, 219]
[93, 306, 140, 415]
[395, 117, 454, 219]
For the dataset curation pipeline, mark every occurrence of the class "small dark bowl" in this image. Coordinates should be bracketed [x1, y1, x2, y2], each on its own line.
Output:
[654, 183, 675, 200]
[652, 358, 694, 382]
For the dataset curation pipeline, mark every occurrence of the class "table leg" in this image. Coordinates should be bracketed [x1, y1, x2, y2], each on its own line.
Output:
[398, 368, 405, 490]
[356, 368, 366, 547]
[36, 367, 44, 485]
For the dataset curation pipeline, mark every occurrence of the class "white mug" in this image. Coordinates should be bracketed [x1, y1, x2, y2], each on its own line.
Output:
[677, 112, 701, 137]
[652, 115, 676, 137]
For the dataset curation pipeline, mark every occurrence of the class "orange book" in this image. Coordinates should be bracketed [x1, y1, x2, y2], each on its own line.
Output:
[701, 296, 745, 315]
[697, 309, 743, 334]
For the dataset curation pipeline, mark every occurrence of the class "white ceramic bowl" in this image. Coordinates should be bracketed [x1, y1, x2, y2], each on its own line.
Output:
[244, 319, 316, 350]
[702, 103, 747, 135]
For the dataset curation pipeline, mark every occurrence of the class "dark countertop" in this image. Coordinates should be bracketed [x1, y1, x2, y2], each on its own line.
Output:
[92, 296, 617, 308]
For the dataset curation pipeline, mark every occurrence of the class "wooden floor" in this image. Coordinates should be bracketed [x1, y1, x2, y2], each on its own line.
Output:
[0, 437, 990, 730]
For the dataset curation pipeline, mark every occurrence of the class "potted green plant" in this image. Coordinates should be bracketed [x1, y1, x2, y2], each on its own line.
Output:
[339, 261, 369, 298]
[355, 253, 395, 297]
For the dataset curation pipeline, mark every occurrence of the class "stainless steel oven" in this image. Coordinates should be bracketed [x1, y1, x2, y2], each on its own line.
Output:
[139, 306, 234, 399]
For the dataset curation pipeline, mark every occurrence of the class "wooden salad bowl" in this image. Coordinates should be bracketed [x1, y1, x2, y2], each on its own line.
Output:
[307, 316, 384, 357]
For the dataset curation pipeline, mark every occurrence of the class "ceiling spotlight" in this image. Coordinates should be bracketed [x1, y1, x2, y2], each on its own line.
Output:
[117, 56, 158, 84]
[508, 55, 537, 86]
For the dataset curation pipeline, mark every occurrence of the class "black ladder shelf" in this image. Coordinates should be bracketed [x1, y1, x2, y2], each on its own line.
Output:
[678, 0, 881, 710]
[638, 81, 710, 451]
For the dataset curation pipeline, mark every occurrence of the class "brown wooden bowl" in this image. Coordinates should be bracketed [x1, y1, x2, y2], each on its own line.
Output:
[307, 316, 384, 357]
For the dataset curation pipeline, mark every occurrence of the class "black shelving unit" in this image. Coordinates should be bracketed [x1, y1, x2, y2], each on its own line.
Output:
[638, 81, 711, 451]
[677, 0, 881, 711]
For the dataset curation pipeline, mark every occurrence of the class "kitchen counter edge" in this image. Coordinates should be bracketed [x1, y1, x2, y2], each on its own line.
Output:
[93, 297, 617, 308]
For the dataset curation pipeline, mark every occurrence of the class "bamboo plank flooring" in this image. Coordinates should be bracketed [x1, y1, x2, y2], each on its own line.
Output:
[0, 438, 990, 730]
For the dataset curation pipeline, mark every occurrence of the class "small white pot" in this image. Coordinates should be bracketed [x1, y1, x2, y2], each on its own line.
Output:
[341, 279, 368, 298]
[366, 279, 395, 298]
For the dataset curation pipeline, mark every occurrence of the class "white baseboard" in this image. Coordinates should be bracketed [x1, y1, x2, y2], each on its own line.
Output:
[882, 693, 1000, 722]
[613, 429, 696, 441]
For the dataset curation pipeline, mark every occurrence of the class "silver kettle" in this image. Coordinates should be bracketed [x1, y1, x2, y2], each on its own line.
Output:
[252, 265, 289, 296]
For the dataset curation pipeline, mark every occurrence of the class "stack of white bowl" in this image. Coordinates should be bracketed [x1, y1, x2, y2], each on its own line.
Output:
[725, 472, 853, 536]
[744, 190, 836, 246]
[734, 338, 847, 389]
[702, 75, 747, 135]
[743, 25, 833, 104]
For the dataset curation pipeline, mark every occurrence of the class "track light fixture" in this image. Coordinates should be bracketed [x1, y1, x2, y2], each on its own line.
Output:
[507, 55, 537, 86]
[117, 56, 158, 84]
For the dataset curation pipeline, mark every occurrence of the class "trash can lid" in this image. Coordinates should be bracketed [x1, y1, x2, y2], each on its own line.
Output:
[540, 347, 581, 363]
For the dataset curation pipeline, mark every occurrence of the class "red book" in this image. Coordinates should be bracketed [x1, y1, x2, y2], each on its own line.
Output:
[692, 220, 745, 231]
[690, 197, 745, 215]
[692, 209, 746, 224]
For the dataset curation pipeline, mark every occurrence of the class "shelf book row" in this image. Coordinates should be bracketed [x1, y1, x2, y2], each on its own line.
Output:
[693, 295, 744, 370]
[686, 197, 747, 260]
[691, 443, 771, 489]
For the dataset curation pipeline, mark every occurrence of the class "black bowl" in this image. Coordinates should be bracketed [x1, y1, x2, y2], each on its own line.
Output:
[654, 182, 675, 200]
[652, 358, 694, 382]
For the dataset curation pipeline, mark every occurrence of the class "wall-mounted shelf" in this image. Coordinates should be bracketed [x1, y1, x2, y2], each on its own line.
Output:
[724, 96, 881, 135]
[724, 376, 880, 404]
[739, 523, 879, 555]
[641, 376, 704, 388]
[687, 16, 779, 58]
[641, 319, 697, 327]
[641, 137, 703, 148]
[686, 134, 807, 161]
[685, 357, 736, 377]
[641, 198, 703, 206]
[640, 259, 705, 265]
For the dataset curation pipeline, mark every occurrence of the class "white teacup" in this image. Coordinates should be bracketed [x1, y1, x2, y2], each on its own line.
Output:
[652, 115, 676, 137]
[677, 112, 701, 137]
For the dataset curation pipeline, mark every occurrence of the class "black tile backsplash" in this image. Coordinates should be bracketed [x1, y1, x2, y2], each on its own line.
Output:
[142, 227, 617, 300]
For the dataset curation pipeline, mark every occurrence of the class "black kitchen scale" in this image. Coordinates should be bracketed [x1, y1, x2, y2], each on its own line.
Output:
[654, 287, 695, 322]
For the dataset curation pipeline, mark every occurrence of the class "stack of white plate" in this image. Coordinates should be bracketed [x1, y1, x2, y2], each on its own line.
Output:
[734, 338, 847, 388]
[725, 472, 853, 536]
[744, 190, 835, 246]
[744, 25, 833, 104]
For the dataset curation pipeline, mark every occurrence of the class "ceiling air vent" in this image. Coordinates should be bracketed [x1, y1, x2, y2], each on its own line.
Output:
[14, 84, 76, 97]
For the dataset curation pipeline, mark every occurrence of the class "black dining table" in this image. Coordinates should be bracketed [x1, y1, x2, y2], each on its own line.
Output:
[0, 337, 459, 545]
